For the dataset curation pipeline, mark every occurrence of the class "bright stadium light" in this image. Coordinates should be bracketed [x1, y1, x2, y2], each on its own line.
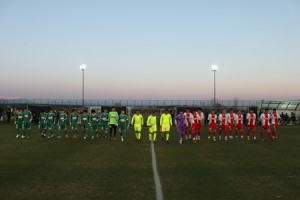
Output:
[211, 64, 219, 71]
[211, 65, 219, 109]
[80, 64, 87, 107]
[80, 64, 87, 71]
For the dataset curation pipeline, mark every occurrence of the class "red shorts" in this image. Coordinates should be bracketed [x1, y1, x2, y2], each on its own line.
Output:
[192, 123, 200, 131]
[219, 124, 228, 131]
[273, 124, 278, 129]
[228, 124, 235, 130]
[199, 123, 203, 130]
[262, 125, 270, 130]
[185, 123, 192, 128]
[236, 124, 243, 130]
[209, 123, 217, 131]
[248, 125, 256, 130]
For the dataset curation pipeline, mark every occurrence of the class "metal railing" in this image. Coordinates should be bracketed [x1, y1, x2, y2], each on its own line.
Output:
[0, 99, 261, 108]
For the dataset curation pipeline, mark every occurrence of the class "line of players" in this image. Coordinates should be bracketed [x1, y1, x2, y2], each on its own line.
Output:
[14, 108, 129, 141]
[14, 107, 281, 143]
[170, 107, 280, 143]
[206, 108, 280, 142]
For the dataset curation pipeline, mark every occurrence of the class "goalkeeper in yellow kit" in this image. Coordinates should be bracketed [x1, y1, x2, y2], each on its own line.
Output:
[131, 110, 144, 141]
[147, 111, 158, 143]
[160, 109, 173, 142]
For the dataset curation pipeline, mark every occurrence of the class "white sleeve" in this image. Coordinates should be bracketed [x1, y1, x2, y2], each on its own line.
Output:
[227, 114, 231, 123]
[190, 114, 194, 124]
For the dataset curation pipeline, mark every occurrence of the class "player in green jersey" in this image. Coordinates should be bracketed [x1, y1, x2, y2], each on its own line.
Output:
[80, 110, 90, 139]
[15, 108, 24, 138]
[109, 107, 119, 140]
[69, 109, 80, 139]
[100, 109, 109, 138]
[23, 107, 33, 138]
[46, 109, 56, 138]
[147, 111, 158, 143]
[90, 109, 99, 140]
[57, 110, 68, 139]
[118, 110, 129, 142]
[131, 110, 144, 141]
[39, 110, 47, 138]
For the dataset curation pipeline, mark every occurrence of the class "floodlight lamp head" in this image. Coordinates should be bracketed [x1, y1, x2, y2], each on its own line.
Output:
[80, 64, 87, 71]
[211, 65, 219, 71]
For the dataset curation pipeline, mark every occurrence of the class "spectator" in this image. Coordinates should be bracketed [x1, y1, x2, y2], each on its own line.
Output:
[170, 109, 175, 124]
[285, 113, 289, 124]
[290, 112, 296, 124]
[6, 108, 12, 122]
[243, 111, 247, 125]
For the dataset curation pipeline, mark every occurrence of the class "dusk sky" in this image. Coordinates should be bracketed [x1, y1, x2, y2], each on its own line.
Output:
[0, 0, 299, 100]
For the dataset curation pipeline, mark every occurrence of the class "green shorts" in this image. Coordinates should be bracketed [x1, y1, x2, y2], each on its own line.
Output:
[47, 123, 54, 129]
[91, 124, 98, 131]
[82, 124, 89, 129]
[24, 122, 31, 129]
[119, 124, 127, 132]
[71, 123, 78, 129]
[16, 122, 24, 129]
[101, 123, 109, 129]
[59, 124, 67, 130]
[39, 123, 47, 129]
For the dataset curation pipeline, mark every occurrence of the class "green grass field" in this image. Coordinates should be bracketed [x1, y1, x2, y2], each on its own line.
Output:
[0, 123, 299, 200]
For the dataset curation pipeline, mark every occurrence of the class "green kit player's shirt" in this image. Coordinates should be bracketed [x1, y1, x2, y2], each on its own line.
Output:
[23, 111, 33, 123]
[15, 112, 24, 124]
[118, 114, 129, 126]
[100, 113, 109, 125]
[58, 113, 68, 125]
[47, 113, 56, 124]
[81, 113, 90, 125]
[39, 113, 47, 128]
[90, 113, 99, 126]
[70, 113, 80, 124]
[109, 111, 119, 125]
[39, 113, 47, 124]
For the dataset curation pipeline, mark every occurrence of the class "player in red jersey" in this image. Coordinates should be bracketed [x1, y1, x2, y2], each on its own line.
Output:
[208, 109, 218, 141]
[246, 109, 257, 141]
[227, 108, 236, 139]
[184, 109, 193, 140]
[260, 109, 272, 141]
[197, 108, 205, 141]
[271, 108, 281, 140]
[192, 110, 200, 143]
[218, 109, 229, 141]
[235, 110, 244, 139]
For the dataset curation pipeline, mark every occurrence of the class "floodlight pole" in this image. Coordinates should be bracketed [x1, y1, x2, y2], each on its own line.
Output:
[80, 65, 87, 107]
[211, 65, 218, 109]
[82, 69, 85, 107]
[213, 70, 216, 109]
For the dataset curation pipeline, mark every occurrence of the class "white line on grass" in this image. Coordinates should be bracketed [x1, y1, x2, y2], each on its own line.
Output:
[151, 142, 163, 200]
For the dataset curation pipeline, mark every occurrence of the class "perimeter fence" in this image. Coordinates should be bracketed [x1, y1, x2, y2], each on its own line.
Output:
[0, 99, 260, 109]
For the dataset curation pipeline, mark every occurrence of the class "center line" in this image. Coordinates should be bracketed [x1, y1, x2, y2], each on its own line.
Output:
[151, 142, 163, 200]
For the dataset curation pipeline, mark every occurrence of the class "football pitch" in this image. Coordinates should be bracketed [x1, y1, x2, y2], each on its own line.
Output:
[0, 123, 299, 200]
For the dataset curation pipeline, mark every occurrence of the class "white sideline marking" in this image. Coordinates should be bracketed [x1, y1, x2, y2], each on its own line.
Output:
[151, 142, 163, 200]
